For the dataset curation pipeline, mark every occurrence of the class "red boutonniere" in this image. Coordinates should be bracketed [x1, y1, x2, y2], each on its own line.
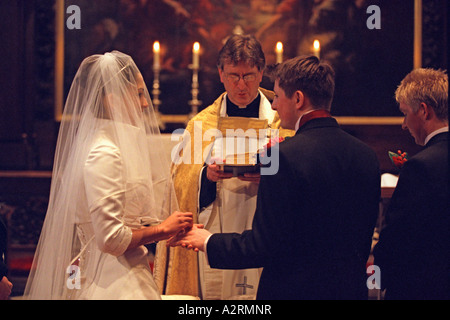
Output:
[257, 137, 286, 161]
[388, 150, 409, 168]
[265, 137, 285, 149]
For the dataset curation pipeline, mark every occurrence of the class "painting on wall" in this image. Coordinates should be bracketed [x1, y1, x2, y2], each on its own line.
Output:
[63, 0, 415, 126]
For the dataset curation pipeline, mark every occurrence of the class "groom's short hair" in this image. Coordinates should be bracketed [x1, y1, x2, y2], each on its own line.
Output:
[268, 55, 335, 111]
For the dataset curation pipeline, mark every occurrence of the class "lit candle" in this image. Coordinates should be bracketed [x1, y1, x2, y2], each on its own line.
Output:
[153, 41, 160, 69]
[193, 42, 200, 68]
[313, 40, 320, 59]
[275, 41, 283, 63]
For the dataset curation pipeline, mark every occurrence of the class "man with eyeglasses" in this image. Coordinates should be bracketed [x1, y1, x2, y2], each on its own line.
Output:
[155, 34, 293, 300]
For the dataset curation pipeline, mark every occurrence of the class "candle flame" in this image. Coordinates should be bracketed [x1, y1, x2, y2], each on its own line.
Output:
[276, 41, 283, 52]
[153, 41, 160, 52]
[313, 40, 320, 50]
[193, 42, 200, 53]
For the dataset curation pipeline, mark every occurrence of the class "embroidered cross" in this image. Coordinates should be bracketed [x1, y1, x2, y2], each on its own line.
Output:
[235, 276, 254, 295]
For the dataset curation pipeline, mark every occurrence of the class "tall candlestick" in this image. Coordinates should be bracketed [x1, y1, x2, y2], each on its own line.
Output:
[189, 42, 201, 120]
[313, 40, 320, 59]
[153, 41, 160, 69]
[275, 41, 283, 63]
[152, 41, 163, 129]
[192, 42, 200, 69]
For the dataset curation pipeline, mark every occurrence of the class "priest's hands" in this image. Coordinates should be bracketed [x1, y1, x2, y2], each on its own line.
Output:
[206, 163, 233, 182]
[207, 159, 260, 184]
[237, 172, 260, 183]
[167, 224, 211, 252]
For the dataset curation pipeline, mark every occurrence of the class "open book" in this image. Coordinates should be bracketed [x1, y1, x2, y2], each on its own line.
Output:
[213, 117, 268, 176]
[217, 152, 260, 176]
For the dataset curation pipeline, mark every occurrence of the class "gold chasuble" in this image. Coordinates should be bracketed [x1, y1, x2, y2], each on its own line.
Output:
[154, 88, 294, 298]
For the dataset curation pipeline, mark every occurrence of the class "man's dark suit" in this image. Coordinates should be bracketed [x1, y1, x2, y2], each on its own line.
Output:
[207, 117, 381, 299]
[374, 132, 449, 300]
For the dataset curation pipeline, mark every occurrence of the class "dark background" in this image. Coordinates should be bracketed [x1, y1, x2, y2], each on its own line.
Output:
[0, 0, 447, 297]
[0, 0, 447, 171]
[0, 0, 448, 171]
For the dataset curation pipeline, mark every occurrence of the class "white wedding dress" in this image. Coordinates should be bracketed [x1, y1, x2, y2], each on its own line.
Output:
[69, 121, 161, 300]
[24, 51, 172, 300]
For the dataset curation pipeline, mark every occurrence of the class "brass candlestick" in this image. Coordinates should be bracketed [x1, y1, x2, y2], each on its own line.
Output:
[152, 65, 165, 130]
[187, 64, 201, 123]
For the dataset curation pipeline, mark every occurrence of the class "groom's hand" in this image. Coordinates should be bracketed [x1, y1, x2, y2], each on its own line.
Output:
[167, 224, 211, 252]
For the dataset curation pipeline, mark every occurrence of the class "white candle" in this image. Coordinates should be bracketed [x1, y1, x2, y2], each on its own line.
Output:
[193, 42, 200, 68]
[313, 40, 320, 59]
[275, 41, 283, 63]
[153, 41, 160, 69]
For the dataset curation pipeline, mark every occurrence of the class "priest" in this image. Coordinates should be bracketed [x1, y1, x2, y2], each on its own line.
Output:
[167, 55, 381, 300]
[154, 34, 293, 299]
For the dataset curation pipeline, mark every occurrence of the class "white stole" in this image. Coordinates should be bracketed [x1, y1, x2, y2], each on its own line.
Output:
[197, 91, 274, 300]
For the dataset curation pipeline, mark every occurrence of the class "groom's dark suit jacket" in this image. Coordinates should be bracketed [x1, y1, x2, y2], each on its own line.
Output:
[374, 132, 449, 300]
[207, 117, 381, 299]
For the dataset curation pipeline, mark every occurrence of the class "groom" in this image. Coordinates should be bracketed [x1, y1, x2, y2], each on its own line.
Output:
[169, 56, 381, 300]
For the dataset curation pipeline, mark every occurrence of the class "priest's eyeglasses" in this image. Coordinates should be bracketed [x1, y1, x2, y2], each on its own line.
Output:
[225, 73, 257, 84]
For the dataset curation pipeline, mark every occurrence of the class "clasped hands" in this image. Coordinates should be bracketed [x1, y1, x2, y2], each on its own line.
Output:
[158, 212, 210, 251]
[164, 158, 259, 251]
[167, 224, 211, 252]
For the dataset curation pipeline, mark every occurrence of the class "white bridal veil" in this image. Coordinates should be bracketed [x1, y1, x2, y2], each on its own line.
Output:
[24, 51, 177, 299]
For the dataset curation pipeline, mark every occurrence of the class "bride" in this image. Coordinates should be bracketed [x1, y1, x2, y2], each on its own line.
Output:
[24, 51, 192, 299]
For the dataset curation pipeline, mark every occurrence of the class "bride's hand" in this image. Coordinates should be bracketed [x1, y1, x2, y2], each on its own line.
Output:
[159, 211, 193, 239]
